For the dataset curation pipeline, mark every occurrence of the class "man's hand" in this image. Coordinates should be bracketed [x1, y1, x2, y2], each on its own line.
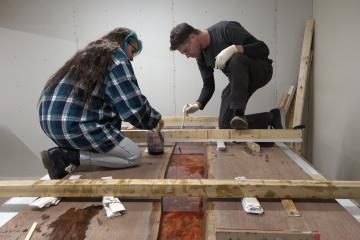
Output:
[215, 45, 238, 69]
[155, 119, 165, 132]
[182, 102, 200, 116]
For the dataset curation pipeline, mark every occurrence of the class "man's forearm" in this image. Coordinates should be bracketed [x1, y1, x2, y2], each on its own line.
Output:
[197, 84, 215, 110]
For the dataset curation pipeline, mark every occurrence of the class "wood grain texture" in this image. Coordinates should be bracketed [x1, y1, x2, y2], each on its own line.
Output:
[123, 129, 303, 143]
[207, 144, 360, 240]
[283, 85, 296, 116]
[205, 144, 217, 240]
[293, 19, 315, 127]
[216, 229, 319, 240]
[2, 178, 360, 199]
[0, 146, 173, 240]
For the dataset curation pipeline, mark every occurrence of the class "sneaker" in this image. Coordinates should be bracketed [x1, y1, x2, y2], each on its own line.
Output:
[41, 147, 80, 179]
[270, 108, 285, 129]
[230, 116, 248, 130]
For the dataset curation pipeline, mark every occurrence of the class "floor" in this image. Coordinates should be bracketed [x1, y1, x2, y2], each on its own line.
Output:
[0, 199, 7, 206]
[0, 126, 45, 179]
[0, 142, 360, 238]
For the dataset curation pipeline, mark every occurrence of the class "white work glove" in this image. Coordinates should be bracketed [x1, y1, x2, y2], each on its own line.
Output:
[182, 102, 200, 116]
[215, 45, 238, 69]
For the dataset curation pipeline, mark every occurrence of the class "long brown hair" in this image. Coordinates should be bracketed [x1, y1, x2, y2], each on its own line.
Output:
[41, 27, 131, 102]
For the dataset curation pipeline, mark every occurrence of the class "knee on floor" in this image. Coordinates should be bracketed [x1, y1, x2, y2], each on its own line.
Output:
[127, 147, 142, 166]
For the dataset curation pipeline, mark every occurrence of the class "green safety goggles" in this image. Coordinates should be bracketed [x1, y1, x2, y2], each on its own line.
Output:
[123, 31, 143, 57]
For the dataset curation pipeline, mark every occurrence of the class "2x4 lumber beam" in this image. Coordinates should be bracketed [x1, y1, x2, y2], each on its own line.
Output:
[216, 229, 320, 240]
[1, 179, 360, 199]
[283, 85, 296, 116]
[246, 142, 261, 153]
[293, 19, 315, 127]
[122, 116, 219, 129]
[123, 129, 303, 143]
[162, 116, 219, 123]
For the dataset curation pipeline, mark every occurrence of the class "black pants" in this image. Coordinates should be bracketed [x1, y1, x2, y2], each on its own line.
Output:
[219, 53, 273, 129]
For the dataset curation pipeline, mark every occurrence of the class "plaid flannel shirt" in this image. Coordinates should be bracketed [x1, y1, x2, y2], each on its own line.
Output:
[39, 50, 161, 153]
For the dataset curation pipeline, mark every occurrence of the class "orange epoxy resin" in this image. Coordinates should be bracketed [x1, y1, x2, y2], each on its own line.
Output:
[158, 153, 205, 240]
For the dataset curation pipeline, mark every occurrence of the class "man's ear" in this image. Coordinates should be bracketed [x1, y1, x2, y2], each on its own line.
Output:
[189, 33, 196, 42]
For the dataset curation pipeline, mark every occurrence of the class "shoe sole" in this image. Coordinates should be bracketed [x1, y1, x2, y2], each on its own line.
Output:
[230, 117, 248, 130]
[41, 151, 56, 179]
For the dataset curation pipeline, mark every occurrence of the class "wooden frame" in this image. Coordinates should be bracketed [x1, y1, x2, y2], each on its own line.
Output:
[122, 116, 219, 129]
[123, 129, 303, 143]
[1, 179, 360, 199]
[162, 116, 219, 123]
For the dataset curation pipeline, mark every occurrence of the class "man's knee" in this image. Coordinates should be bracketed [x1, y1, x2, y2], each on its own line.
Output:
[228, 53, 249, 68]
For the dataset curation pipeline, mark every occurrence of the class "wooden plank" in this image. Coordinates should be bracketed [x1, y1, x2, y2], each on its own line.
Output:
[292, 19, 315, 128]
[208, 129, 230, 140]
[122, 116, 219, 129]
[148, 145, 174, 240]
[291, 51, 314, 155]
[283, 85, 296, 116]
[123, 129, 303, 143]
[0, 147, 173, 240]
[229, 129, 302, 142]
[1, 178, 360, 199]
[206, 202, 216, 240]
[246, 142, 261, 154]
[162, 116, 218, 123]
[281, 199, 301, 217]
[206, 144, 217, 240]
[279, 93, 287, 110]
[216, 229, 320, 240]
[286, 92, 296, 129]
[24, 222, 37, 240]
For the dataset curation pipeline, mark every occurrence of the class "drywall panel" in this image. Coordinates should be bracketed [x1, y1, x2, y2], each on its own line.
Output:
[0, 126, 45, 179]
[0, 0, 312, 176]
[312, 0, 360, 180]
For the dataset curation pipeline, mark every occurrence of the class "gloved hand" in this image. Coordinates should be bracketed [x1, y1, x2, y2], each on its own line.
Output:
[155, 119, 165, 132]
[182, 102, 200, 116]
[215, 45, 238, 69]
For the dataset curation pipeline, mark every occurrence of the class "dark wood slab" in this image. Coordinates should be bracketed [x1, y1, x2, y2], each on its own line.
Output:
[206, 143, 360, 240]
[0, 146, 173, 240]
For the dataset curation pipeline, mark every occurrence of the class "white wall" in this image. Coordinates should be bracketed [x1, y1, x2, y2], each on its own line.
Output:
[0, 0, 312, 177]
[312, 0, 360, 180]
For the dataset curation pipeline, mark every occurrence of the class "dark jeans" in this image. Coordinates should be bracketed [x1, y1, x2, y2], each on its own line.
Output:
[219, 53, 273, 129]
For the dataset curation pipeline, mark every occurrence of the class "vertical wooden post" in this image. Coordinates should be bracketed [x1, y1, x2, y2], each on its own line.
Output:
[291, 19, 315, 155]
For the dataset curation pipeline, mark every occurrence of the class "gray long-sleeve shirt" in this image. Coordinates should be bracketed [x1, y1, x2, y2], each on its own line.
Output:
[196, 21, 272, 109]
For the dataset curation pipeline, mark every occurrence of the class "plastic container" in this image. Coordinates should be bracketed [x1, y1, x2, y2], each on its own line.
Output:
[146, 130, 164, 155]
